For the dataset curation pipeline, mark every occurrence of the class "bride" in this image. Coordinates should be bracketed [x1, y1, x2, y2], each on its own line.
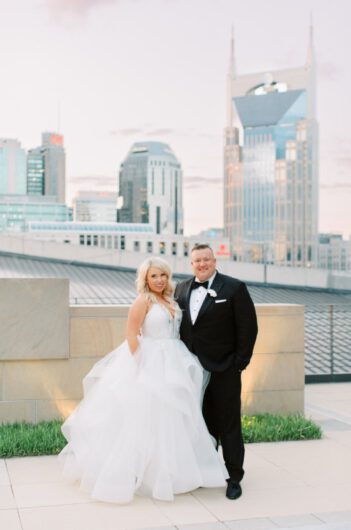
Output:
[59, 257, 228, 503]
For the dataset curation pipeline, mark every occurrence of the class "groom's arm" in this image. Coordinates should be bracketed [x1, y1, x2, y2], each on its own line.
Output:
[231, 282, 258, 371]
[174, 280, 186, 307]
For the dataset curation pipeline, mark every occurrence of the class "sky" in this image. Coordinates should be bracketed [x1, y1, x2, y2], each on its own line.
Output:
[0, 0, 350, 237]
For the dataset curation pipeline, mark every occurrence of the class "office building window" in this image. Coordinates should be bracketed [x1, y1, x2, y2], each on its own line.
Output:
[183, 242, 189, 256]
[159, 241, 166, 255]
[156, 206, 160, 234]
[134, 241, 140, 251]
[100, 235, 105, 248]
[172, 242, 177, 255]
[174, 173, 178, 233]
[79, 234, 85, 245]
[120, 235, 125, 250]
[114, 236, 118, 249]
[87, 235, 91, 246]
[147, 241, 153, 253]
[93, 234, 98, 246]
[107, 235, 112, 249]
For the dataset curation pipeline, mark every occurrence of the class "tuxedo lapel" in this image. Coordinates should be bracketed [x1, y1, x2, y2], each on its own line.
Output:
[194, 272, 225, 325]
[184, 278, 193, 324]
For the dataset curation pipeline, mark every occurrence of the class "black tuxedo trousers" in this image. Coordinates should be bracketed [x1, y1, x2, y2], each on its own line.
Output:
[203, 367, 244, 481]
[175, 272, 258, 482]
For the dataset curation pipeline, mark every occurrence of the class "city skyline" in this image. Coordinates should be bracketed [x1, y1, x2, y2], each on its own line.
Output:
[0, 0, 350, 236]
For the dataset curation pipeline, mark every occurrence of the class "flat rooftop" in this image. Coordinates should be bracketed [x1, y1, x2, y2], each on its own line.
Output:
[1, 253, 351, 306]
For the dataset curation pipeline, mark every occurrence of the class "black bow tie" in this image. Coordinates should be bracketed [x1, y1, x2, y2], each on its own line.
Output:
[191, 280, 209, 290]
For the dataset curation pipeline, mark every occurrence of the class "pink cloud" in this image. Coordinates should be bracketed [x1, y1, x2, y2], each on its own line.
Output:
[109, 128, 144, 136]
[184, 176, 222, 189]
[47, 0, 117, 19]
[69, 175, 116, 186]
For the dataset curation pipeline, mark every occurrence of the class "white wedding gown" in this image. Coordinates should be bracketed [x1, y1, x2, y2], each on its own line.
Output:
[59, 303, 228, 503]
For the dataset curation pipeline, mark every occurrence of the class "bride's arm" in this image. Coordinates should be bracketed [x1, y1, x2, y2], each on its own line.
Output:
[126, 295, 148, 354]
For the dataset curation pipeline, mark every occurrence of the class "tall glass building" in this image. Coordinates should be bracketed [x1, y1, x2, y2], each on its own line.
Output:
[27, 133, 66, 203]
[27, 147, 45, 196]
[224, 24, 318, 267]
[118, 141, 183, 235]
[0, 139, 26, 195]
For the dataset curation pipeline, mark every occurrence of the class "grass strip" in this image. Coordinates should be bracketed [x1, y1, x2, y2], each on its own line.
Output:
[242, 413, 322, 443]
[0, 420, 65, 458]
[0, 414, 322, 458]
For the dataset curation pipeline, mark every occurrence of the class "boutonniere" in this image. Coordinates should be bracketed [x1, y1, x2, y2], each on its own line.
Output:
[207, 289, 217, 298]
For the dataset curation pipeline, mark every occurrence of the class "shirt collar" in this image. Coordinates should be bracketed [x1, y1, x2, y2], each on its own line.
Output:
[195, 270, 217, 289]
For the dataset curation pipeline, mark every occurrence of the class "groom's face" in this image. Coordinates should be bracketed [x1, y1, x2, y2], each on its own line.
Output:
[191, 248, 216, 282]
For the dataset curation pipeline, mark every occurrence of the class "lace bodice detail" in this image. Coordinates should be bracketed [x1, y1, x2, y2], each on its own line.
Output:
[141, 303, 182, 339]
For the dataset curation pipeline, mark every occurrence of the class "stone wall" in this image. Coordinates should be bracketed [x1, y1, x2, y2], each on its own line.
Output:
[243, 304, 304, 414]
[0, 279, 304, 423]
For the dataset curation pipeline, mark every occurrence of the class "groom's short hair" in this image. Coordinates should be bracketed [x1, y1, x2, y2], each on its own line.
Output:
[191, 243, 214, 255]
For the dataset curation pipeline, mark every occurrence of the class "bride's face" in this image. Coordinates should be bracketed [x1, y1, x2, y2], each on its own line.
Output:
[147, 267, 168, 295]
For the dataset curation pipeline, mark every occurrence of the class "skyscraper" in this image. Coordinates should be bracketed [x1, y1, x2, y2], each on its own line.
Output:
[224, 23, 318, 267]
[27, 147, 45, 196]
[0, 139, 26, 195]
[27, 132, 66, 203]
[118, 141, 183, 235]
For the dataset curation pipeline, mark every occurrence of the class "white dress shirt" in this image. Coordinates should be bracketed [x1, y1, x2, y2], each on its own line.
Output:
[189, 271, 217, 398]
[189, 271, 217, 325]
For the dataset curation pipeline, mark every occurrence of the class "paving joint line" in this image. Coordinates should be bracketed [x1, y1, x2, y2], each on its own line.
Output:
[4, 459, 24, 530]
[305, 403, 351, 425]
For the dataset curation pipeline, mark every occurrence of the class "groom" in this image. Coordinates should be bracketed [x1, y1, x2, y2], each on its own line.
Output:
[175, 244, 258, 500]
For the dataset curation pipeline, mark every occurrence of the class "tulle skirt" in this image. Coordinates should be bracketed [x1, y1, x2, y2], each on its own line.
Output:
[59, 337, 228, 503]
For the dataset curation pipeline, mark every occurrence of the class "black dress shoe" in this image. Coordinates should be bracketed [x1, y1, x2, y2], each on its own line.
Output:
[226, 480, 242, 500]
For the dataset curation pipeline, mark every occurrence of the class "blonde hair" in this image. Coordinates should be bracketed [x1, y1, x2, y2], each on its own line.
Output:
[136, 257, 174, 304]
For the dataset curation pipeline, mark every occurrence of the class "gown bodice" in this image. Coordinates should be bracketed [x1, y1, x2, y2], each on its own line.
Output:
[141, 303, 182, 340]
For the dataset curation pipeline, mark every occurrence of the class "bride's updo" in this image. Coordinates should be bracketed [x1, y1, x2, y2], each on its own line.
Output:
[136, 257, 174, 303]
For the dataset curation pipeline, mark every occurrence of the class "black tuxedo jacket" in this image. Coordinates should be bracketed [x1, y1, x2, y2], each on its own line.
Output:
[175, 272, 258, 373]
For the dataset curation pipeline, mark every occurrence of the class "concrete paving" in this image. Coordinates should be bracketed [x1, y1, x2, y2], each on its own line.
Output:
[1, 383, 351, 530]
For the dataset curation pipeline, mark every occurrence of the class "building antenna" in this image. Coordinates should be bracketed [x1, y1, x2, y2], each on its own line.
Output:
[226, 25, 236, 127]
[229, 24, 237, 80]
[57, 99, 61, 133]
[306, 10, 315, 67]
